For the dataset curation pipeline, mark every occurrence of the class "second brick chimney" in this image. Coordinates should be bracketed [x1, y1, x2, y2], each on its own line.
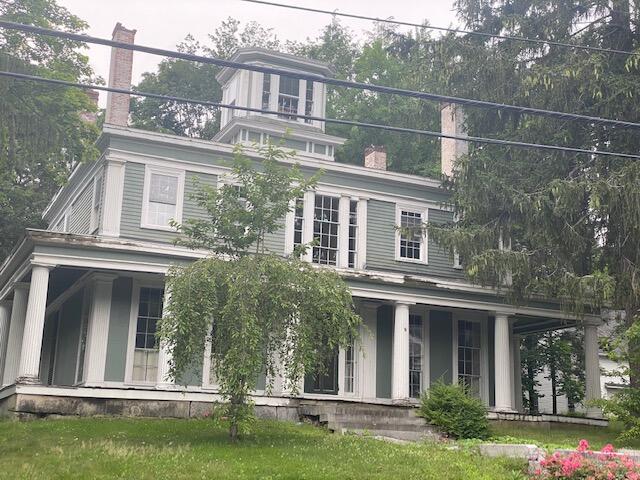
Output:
[105, 23, 136, 126]
[364, 145, 387, 170]
[440, 102, 468, 177]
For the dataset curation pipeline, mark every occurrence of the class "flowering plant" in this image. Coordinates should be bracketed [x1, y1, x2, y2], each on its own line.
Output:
[531, 440, 640, 479]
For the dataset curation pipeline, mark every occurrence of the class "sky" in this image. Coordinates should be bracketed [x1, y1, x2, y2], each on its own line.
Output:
[57, 0, 460, 105]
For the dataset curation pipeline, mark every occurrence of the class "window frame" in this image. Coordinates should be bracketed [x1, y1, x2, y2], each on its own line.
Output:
[140, 165, 185, 232]
[451, 314, 489, 405]
[89, 173, 103, 234]
[125, 281, 166, 386]
[395, 205, 429, 265]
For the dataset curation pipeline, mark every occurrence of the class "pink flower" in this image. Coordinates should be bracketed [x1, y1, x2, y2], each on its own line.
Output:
[578, 439, 590, 452]
[601, 444, 616, 454]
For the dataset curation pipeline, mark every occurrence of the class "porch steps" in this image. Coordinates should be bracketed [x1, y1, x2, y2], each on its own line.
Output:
[299, 400, 441, 442]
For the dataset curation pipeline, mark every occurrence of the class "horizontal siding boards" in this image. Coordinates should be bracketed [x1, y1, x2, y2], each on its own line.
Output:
[54, 289, 84, 386]
[68, 182, 93, 234]
[105, 277, 133, 382]
[365, 199, 462, 278]
[119, 162, 218, 244]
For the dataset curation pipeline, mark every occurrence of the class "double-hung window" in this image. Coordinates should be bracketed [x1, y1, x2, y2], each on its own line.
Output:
[313, 195, 340, 265]
[278, 76, 300, 120]
[344, 338, 356, 394]
[304, 80, 314, 123]
[132, 287, 164, 383]
[397, 207, 427, 263]
[348, 200, 358, 268]
[457, 320, 481, 397]
[262, 74, 271, 110]
[409, 314, 424, 398]
[142, 167, 184, 230]
[293, 197, 305, 250]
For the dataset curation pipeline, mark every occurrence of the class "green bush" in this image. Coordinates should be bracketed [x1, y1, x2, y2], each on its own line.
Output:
[597, 387, 640, 442]
[418, 381, 490, 439]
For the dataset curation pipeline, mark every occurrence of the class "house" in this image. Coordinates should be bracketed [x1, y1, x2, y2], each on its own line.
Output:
[0, 23, 605, 421]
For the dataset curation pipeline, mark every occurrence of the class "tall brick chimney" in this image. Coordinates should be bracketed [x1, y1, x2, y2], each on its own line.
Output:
[364, 145, 387, 170]
[105, 23, 136, 126]
[440, 102, 468, 177]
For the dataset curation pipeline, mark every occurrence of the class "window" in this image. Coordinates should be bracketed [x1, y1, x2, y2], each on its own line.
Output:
[132, 287, 164, 383]
[458, 320, 481, 397]
[409, 315, 423, 398]
[398, 209, 426, 262]
[262, 73, 271, 110]
[142, 167, 184, 230]
[90, 174, 102, 233]
[304, 80, 314, 123]
[348, 200, 358, 268]
[293, 197, 304, 249]
[278, 76, 299, 120]
[312, 195, 340, 265]
[344, 339, 356, 394]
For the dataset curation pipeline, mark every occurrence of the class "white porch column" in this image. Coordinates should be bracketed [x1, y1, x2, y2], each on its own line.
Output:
[358, 301, 378, 401]
[512, 334, 523, 413]
[84, 274, 116, 385]
[392, 302, 412, 403]
[584, 322, 602, 418]
[494, 312, 515, 412]
[156, 288, 175, 388]
[0, 300, 12, 385]
[2, 284, 29, 385]
[17, 265, 51, 384]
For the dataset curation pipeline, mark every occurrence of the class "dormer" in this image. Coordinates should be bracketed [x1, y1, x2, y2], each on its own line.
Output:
[213, 48, 346, 161]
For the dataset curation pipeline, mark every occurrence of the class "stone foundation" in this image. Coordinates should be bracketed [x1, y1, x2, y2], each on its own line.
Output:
[0, 392, 299, 422]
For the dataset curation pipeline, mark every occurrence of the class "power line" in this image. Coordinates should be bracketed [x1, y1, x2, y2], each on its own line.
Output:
[242, 0, 640, 58]
[2, 20, 640, 132]
[2, 69, 640, 161]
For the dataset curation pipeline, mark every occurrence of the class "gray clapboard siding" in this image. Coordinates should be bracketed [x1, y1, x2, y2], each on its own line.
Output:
[429, 310, 453, 385]
[105, 277, 133, 382]
[366, 199, 463, 278]
[53, 289, 84, 386]
[68, 182, 93, 234]
[119, 162, 218, 244]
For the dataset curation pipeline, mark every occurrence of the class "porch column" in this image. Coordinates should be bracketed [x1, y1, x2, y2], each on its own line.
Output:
[494, 312, 514, 412]
[584, 322, 602, 417]
[84, 274, 116, 385]
[17, 264, 51, 384]
[392, 302, 412, 403]
[156, 289, 175, 388]
[512, 334, 523, 413]
[358, 302, 378, 401]
[0, 300, 12, 385]
[2, 284, 29, 385]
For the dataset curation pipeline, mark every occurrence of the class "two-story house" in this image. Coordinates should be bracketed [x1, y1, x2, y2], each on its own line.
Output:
[0, 23, 605, 421]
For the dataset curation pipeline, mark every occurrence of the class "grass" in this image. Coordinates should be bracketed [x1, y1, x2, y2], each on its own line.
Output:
[0, 417, 527, 480]
[489, 421, 640, 451]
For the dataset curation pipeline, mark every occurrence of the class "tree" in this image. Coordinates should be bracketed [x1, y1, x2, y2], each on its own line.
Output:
[159, 144, 361, 440]
[521, 335, 544, 414]
[0, 0, 99, 260]
[426, 0, 640, 389]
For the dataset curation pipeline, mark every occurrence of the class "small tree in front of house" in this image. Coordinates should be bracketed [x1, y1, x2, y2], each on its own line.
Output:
[159, 143, 362, 441]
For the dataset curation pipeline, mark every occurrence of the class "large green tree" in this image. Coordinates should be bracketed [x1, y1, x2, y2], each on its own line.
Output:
[0, 0, 99, 260]
[427, 0, 640, 388]
[160, 145, 361, 441]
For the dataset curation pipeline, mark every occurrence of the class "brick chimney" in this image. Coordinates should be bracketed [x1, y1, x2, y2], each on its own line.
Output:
[80, 89, 100, 123]
[440, 102, 468, 177]
[364, 145, 387, 170]
[105, 23, 136, 126]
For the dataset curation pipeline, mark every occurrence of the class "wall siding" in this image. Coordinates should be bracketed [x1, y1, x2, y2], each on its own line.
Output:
[53, 289, 84, 386]
[376, 305, 393, 399]
[104, 277, 133, 382]
[366, 199, 462, 278]
[67, 182, 93, 234]
[119, 162, 218, 244]
[429, 310, 453, 385]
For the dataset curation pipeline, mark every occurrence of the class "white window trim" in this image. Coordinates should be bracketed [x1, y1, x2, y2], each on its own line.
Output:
[453, 252, 463, 270]
[451, 313, 490, 406]
[395, 205, 429, 265]
[124, 280, 165, 386]
[140, 165, 185, 232]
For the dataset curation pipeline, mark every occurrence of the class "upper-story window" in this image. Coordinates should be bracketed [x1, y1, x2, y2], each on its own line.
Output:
[293, 197, 304, 250]
[313, 195, 339, 265]
[278, 76, 299, 120]
[397, 207, 427, 263]
[262, 74, 271, 110]
[348, 200, 358, 268]
[141, 166, 184, 231]
[90, 173, 103, 234]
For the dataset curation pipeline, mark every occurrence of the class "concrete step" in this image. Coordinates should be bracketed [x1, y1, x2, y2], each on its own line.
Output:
[321, 413, 426, 426]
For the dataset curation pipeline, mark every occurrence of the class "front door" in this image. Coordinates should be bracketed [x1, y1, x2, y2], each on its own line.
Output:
[304, 351, 339, 395]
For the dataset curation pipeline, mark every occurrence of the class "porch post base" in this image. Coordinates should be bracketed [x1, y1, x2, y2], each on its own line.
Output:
[391, 398, 411, 406]
[586, 407, 603, 419]
[16, 375, 41, 385]
[492, 406, 517, 414]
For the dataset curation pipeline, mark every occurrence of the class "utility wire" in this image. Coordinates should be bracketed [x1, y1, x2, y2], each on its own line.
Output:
[241, 0, 640, 57]
[2, 20, 640, 131]
[2, 69, 640, 161]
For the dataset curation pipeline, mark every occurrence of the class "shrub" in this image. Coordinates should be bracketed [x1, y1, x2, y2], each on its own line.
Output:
[597, 387, 640, 442]
[418, 381, 490, 439]
[531, 440, 640, 479]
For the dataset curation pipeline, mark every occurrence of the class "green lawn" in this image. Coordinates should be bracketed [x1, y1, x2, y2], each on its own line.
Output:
[0, 417, 526, 480]
[489, 421, 640, 451]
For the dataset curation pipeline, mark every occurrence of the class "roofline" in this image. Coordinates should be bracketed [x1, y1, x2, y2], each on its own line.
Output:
[99, 124, 444, 190]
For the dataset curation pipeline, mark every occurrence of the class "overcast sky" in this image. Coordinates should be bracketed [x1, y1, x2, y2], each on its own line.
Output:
[57, 0, 460, 105]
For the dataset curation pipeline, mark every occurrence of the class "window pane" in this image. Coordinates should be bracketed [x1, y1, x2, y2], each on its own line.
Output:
[149, 174, 178, 205]
[312, 195, 340, 266]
